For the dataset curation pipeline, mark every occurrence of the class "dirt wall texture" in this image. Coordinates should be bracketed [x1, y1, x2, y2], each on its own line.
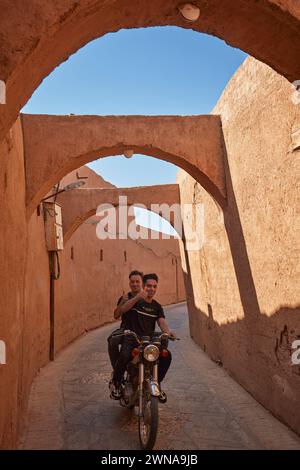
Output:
[0, 151, 185, 448]
[0, 118, 27, 448]
[178, 57, 300, 435]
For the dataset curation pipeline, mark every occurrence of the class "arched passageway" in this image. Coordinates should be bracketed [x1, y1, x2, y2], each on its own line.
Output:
[1, 0, 300, 450]
[57, 184, 180, 242]
[1, 0, 300, 142]
[22, 113, 227, 217]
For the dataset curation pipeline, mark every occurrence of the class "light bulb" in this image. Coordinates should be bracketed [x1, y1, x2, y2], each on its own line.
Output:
[124, 149, 134, 159]
[179, 3, 200, 22]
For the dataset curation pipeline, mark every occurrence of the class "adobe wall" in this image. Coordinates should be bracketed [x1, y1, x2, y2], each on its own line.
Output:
[17, 163, 184, 447]
[0, 118, 27, 448]
[21, 210, 50, 419]
[0, 147, 184, 448]
[55, 226, 185, 352]
[0, 117, 50, 449]
[178, 57, 300, 434]
[136, 236, 185, 306]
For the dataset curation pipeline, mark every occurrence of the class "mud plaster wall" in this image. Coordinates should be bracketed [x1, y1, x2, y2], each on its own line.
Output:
[55, 227, 185, 353]
[18, 165, 184, 446]
[0, 118, 27, 448]
[0, 146, 184, 448]
[0, 118, 50, 449]
[21, 210, 50, 423]
[178, 57, 300, 435]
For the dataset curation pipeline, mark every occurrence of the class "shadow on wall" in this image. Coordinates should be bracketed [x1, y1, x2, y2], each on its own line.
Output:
[181, 140, 300, 436]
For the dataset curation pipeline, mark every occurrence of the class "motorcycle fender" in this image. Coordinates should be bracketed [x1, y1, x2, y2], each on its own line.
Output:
[148, 380, 160, 397]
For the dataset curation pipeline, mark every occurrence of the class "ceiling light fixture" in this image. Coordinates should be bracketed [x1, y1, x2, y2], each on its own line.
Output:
[124, 149, 134, 159]
[179, 3, 201, 22]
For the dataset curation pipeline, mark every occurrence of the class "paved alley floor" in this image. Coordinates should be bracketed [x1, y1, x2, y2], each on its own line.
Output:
[19, 303, 300, 450]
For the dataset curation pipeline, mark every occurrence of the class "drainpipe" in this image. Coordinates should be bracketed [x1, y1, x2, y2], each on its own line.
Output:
[175, 257, 179, 303]
[43, 201, 63, 362]
[49, 251, 60, 361]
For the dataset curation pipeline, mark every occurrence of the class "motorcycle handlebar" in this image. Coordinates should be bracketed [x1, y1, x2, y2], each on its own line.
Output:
[158, 332, 180, 341]
[123, 330, 180, 342]
[124, 330, 141, 343]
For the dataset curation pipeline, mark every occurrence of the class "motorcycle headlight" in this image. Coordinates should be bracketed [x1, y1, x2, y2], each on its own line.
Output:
[143, 344, 160, 362]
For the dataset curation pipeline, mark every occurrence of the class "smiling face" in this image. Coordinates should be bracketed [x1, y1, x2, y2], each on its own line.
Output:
[144, 278, 158, 299]
[129, 274, 143, 294]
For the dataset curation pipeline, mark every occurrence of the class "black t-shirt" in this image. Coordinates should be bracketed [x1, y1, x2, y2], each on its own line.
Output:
[117, 291, 134, 329]
[129, 299, 165, 338]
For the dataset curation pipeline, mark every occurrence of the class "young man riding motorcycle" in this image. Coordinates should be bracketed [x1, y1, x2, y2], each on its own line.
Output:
[111, 273, 176, 402]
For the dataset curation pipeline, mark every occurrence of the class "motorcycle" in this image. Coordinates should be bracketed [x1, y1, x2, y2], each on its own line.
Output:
[118, 330, 178, 450]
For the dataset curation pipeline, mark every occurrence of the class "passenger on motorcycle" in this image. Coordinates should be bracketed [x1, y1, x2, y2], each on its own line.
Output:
[107, 270, 143, 372]
[111, 273, 176, 402]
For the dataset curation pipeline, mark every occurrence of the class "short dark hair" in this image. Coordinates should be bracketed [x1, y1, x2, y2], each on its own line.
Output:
[129, 270, 143, 279]
[143, 273, 158, 284]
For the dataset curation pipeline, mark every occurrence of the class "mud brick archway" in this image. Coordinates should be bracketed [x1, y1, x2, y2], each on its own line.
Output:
[22, 114, 227, 216]
[1, 1, 300, 143]
[57, 184, 181, 242]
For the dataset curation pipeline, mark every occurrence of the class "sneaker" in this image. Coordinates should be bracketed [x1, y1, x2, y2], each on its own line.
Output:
[110, 380, 122, 400]
[158, 385, 167, 404]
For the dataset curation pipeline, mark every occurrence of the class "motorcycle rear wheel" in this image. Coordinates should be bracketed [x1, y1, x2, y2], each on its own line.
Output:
[138, 392, 158, 450]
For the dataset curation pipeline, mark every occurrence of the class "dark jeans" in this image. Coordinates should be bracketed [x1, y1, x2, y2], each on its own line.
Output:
[107, 328, 124, 369]
[113, 336, 172, 384]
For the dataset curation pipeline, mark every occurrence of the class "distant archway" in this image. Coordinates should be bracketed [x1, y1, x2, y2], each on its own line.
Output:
[56, 184, 181, 242]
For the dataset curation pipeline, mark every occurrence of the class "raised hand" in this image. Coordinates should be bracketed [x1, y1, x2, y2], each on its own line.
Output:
[137, 290, 148, 301]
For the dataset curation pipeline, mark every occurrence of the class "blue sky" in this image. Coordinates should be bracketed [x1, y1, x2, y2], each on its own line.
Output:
[22, 26, 246, 233]
[23, 26, 246, 188]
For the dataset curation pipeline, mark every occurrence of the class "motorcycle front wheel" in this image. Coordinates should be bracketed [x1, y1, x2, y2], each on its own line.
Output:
[138, 391, 158, 450]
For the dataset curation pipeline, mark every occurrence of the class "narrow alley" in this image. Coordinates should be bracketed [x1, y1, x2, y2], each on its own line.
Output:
[19, 303, 300, 451]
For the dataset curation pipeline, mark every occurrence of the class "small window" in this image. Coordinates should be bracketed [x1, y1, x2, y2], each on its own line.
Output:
[124, 251, 127, 262]
[100, 249, 103, 261]
[71, 246, 74, 260]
